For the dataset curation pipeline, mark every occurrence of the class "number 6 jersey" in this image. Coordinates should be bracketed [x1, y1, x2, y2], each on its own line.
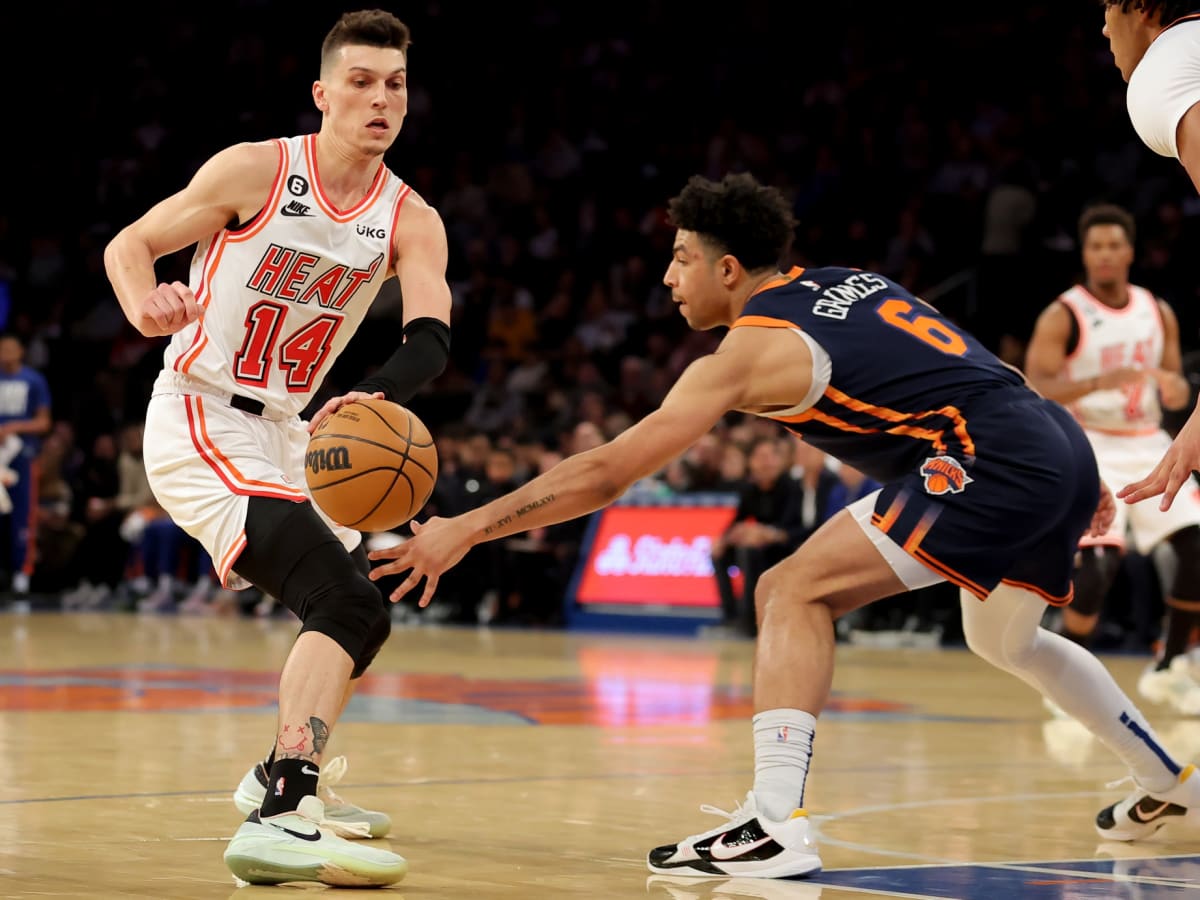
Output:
[156, 134, 411, 417]
[730, 266, 1027, 484]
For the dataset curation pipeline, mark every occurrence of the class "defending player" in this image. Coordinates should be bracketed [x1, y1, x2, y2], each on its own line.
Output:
[103, 10, 450, 886]
[371, 173, 1200, 879]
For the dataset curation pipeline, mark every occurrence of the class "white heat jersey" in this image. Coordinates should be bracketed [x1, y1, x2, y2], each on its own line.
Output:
[155, 134, 411, 417]
[1127, 15, 1200, 159]
[1060, 284, 1164, 433]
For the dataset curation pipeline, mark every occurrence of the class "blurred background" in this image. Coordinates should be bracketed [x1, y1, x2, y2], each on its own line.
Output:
[3, 1, 1196, 648]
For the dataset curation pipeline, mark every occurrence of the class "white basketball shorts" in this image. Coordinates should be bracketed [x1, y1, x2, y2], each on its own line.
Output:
[1081, 428, 1200, 554]
[142, 390, 361, 589]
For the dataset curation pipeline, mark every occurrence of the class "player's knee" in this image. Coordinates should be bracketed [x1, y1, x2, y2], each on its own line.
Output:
[1168, 527, 1200, 602]
[352, 608, 392, 678]
[296, 567, 384, 665]
[1071, 545, 1122, 617]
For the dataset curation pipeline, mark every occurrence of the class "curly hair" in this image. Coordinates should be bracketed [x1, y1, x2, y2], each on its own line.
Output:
[666, 173, 797, 272]
[1101, 0, 1198, 24]
[321, 9, 411, 73]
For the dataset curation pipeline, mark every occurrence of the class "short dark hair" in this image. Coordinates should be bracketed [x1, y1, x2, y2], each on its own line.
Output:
[1101, 0, 1196, 24]
[321, 9, 410, 72]
[667, 173, 797, 272]
[1078, 203, 1136, 246]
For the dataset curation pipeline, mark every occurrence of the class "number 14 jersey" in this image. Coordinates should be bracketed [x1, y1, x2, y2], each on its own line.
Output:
[159, 134, 411, 418]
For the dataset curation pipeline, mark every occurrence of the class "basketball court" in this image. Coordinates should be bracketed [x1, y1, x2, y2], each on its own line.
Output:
[2, 610, 1199, 898]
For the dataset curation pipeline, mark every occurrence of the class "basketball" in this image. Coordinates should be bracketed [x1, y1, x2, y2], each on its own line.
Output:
[305, 398, 438, 531]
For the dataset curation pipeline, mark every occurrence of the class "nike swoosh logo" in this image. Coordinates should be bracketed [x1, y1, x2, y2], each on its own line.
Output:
[276, 825, 322, 842]
[1130, 800, 1171, 823]
[708, 833, 774, 861]
[301, 766, 319, 776]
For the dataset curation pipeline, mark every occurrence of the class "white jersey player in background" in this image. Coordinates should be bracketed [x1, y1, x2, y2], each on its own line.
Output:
[1101, 2, 1200, 510]
[1026, 203, 1200, 714]
[103, 10, 451, 888]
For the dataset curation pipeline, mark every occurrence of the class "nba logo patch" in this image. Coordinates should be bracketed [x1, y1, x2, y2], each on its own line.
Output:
[919, 456, 972, 495]
[777, 726, 789, 742]
[274, 777, 285, 797]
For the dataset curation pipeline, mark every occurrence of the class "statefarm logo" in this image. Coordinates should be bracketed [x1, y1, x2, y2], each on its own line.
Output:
[592, 533, 716, 577]
[919, 455, 973, 495]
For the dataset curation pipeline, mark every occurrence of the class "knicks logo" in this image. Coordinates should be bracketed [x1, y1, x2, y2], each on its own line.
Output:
[306, 446, 352, 474]
[919, 456, 972, 495]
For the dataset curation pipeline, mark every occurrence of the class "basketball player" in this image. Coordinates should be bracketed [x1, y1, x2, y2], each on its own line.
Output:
[0, 334, 51, 595]
[1100, 2, 1200, 511]
[1025, 203, 1200, 714]
[370, 173, 1200, 879]
[103, 10, 450, 887]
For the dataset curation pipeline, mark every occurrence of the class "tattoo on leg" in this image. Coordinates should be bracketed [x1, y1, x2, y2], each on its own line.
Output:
[309, 716, 330, 756]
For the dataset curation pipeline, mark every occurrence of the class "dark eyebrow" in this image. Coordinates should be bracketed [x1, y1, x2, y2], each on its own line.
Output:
[347, 66, 407, 76]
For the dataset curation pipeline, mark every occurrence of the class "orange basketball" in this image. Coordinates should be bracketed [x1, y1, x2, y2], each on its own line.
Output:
[305, 398, 438, 531]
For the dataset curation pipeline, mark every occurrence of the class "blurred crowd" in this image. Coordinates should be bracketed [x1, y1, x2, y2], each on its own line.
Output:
[5, 3, 1200, 643]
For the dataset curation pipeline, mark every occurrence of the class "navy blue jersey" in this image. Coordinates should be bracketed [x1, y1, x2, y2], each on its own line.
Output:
[734, 266, 1026, 483]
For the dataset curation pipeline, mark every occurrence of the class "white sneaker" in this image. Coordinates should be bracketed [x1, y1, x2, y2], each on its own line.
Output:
[224, 794, 406, 886]
[1096, 763, 1200, 841]
[1137, 657, 1200, 715]
[647, 792, 822, 879]
[233, 756, 391, 839]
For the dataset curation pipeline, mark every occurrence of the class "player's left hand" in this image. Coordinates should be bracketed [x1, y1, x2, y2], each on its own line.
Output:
[367, 516, 471, 607]
[1088, 481, 1116, 538]
[1118, 405, 1200, 511]
[306, 391, 385, 434]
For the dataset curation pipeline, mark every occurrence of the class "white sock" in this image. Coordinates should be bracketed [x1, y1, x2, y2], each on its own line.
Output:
[752, 708, 817, 822]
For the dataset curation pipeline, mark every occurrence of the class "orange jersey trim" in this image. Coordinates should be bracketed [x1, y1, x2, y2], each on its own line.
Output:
[305, 133, 388, 222]
[386, 183, 413, 272]
[1001, 577, 1073, 607]
[913, 546, 989, 600]
[227, 139, 290, 244]
[731, 315, 798, 330]
[186, 396, 307, 500]
[217, 532, 248, 587]
[748, 266, 805, 299]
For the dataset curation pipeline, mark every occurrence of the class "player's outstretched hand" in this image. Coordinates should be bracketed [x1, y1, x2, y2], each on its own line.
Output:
[368, 516, 472, 608]
[1118, 409, 1200, 511]
[306, 391, 385, 434]
[1088, 481, 1116, 538]
[139, 281, 202, 337]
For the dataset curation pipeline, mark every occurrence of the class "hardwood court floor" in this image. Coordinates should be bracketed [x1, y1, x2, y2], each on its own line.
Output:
[1, 611, 1199, 899]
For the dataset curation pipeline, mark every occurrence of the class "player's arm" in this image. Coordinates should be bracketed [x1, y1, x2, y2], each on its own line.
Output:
[1152, 299, 1192, 410]
[369, 325, 813, 604]
[311, 196, 453, 432]
[1025, 302, 1122, 403]
[103, 141, 279, 338]
[1177, 103, 1200, 195]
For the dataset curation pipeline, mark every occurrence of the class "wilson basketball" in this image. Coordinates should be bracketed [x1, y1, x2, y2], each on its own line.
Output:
[305, 398, 438, 531]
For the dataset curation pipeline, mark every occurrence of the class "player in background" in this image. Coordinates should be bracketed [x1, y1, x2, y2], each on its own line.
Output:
[103, 10, 450, 887]
[369, 173, 1200, 879]
[1100, 2, 1200, 509]
[1026, 203, 1200, 714]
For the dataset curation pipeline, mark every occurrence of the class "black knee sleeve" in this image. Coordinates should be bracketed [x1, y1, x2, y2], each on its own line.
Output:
[233, 498, 386, 670]
[1168, 526, 1200, 602]
[1072, 545, 1122, 617]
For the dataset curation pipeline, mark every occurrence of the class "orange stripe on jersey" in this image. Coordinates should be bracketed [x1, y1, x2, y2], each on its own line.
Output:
[1000, 577, 1074, 607]
[748, 266, 806, 298]
[913, 547, 989, 600]
[175, 232, 230, 374]
[386, 183, 413, 272]
[785, 408, 878, 434]
[875, 494, 907, 533]
[227, 139, 290, 244]
[731, 315, 799, 330]
[823, 386, 976, 456]
[902, 509, 940, 554]
[186, 396, 307, 500]
[218, 532, 248, 586]
[305, 133, 388, 222]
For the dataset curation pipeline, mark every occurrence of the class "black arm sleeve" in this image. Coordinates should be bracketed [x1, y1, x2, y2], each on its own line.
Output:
[352, 317, 450, 404]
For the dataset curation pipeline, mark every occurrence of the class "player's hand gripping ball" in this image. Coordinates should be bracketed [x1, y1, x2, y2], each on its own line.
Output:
[306, 398, 438, 531]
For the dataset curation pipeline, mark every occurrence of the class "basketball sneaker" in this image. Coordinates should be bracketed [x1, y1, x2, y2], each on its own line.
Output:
[224, 794, 407, 886]
[1136, 657, 1200, 715]
[233, 755, 391, 839]
[1096, 764, 1200, 841]
[647, 792, 822, 879]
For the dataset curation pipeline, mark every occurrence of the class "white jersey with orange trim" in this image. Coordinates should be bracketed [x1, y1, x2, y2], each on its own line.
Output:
[1127, 15, 1200, 159]
[153, 133, 411, 417]
[1059, 284, 1164, 434]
